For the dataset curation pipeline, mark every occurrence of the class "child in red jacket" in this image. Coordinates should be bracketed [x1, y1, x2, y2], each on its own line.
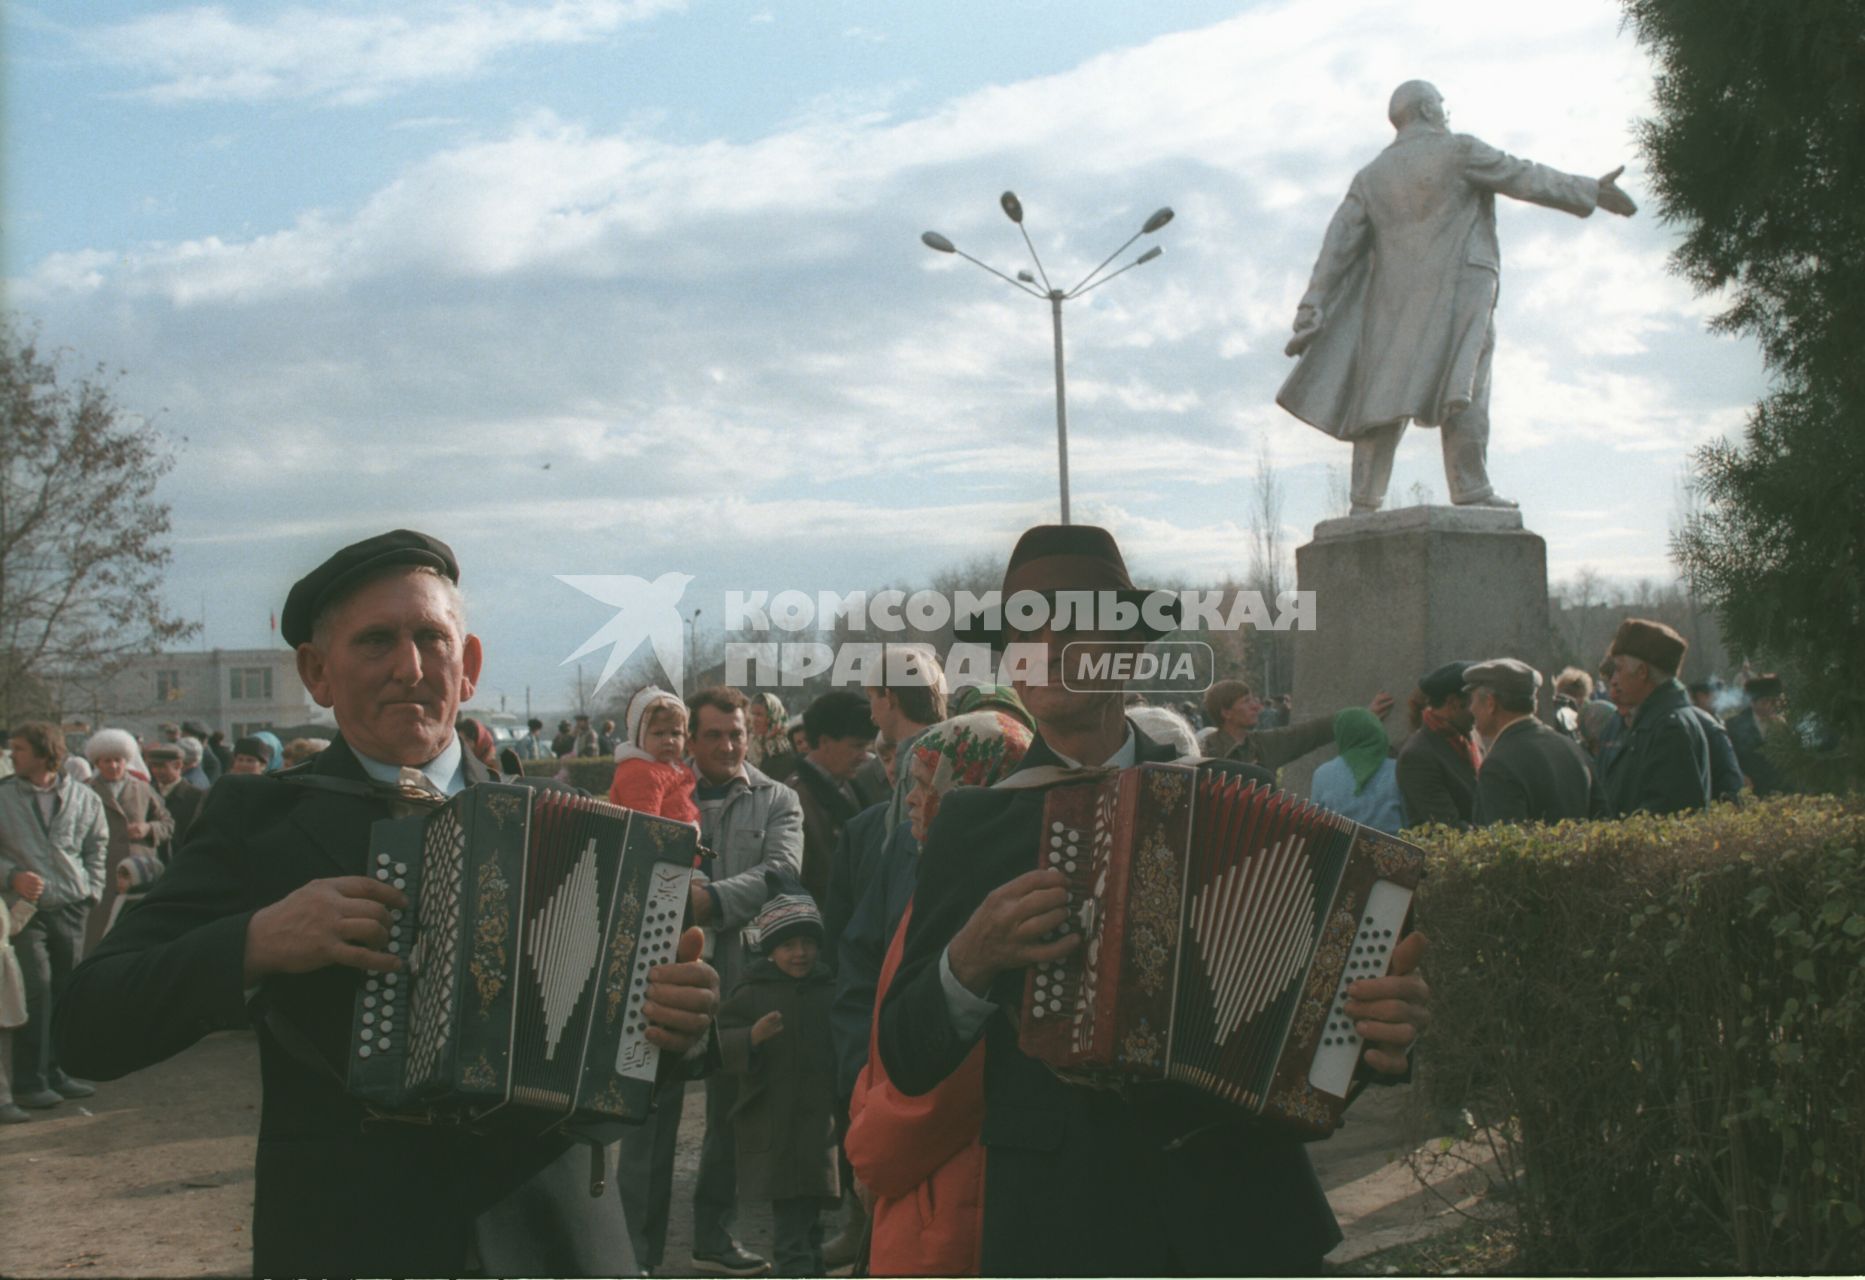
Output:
[607, 686, 699, 826]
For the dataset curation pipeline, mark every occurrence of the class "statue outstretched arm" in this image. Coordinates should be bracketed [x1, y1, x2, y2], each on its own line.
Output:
[1287, 190, 1370, 357]
[1461, 135, 1625, 218]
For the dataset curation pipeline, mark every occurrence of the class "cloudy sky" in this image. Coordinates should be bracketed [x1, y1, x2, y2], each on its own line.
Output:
[6, 0, 1764, 715]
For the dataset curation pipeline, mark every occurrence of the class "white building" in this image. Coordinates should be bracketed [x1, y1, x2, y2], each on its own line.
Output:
[59, 647, 326, 741]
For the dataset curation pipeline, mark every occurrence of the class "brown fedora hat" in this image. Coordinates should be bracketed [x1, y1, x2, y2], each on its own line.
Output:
[955, 524, 1181, 648]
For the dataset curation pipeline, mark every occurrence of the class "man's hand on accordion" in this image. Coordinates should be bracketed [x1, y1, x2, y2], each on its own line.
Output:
[640, 924, 720, 1055]
[1344, 930, 1431, 1075]
[241, 875, 409, 986]
[948, 868, 1082, 997]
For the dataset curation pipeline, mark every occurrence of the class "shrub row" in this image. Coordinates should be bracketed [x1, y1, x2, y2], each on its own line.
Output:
[1411, 796, 1865, 1273]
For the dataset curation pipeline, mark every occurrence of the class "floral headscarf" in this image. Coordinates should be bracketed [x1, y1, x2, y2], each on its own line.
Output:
[910, 710, 1034, 799]
[745, 691, 790, 766]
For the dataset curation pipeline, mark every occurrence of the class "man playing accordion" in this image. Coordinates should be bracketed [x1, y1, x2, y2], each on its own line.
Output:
[878, 524, 1431, 1275]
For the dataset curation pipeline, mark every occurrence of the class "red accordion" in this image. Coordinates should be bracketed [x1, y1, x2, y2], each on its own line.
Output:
[1019, 763, 1425, 1135]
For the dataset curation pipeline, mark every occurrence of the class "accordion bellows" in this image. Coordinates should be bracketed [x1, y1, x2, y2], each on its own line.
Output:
[1019, 764, 1424, 1134]
[347, 784, 695, 1130]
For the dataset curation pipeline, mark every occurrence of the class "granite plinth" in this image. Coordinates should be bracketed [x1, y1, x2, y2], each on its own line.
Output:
[1284, 505, 1551, 801]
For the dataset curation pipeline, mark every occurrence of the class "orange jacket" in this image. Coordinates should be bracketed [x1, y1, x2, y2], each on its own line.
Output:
[844, 903, 986, 1276]
[607, 753, 700, 825]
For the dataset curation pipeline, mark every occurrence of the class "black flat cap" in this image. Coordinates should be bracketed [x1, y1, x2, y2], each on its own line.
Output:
[1419, 660, 1473, 703]
[280, 529, 458, 647]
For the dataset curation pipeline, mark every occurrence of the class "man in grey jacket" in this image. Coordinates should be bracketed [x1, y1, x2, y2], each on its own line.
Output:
[1, 722, 108, 1109]
[617, 685, 803, 1276]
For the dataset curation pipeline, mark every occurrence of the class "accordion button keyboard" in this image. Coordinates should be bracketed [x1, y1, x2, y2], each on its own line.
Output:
[1308, 879, 1411, 1099]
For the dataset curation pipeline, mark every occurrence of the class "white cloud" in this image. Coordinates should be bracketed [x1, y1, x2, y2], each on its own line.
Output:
[81, 0, 685, 105]
[14, 0, 1769, 693]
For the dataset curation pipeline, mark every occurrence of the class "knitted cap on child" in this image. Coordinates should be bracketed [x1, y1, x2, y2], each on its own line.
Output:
[753, 888, 823, 953]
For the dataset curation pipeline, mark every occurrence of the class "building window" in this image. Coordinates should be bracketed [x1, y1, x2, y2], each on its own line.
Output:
[230, 667, 273, 701]
[156, 670, 184, 702]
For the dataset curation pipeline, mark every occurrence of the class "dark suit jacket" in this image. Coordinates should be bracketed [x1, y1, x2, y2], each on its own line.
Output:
[55, 734, 634, 1276]
[155, 780, 206, 861]
[1600, 681, 1713, 818]
[1471, 718, 1599, 825]
[1727, 707, 1790, 797]
[821, 800, 889, 969]
[1395, 726, 1476, 829]
[1687, 706, 1746, 803]
[877, 731, 1342, 1275]
[789, 759, 860, 905]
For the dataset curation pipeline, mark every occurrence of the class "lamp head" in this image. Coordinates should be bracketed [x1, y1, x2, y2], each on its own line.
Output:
[921, 231, 957, 253]
[1000, 191, 1024, 223]
[1017, 270, 1036, 283]
[1136, 246, 1163, 265]
[1142, 207, 1175, 234]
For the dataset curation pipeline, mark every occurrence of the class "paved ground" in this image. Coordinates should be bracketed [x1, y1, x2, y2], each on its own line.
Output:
[2, 1031, 1496, 1277]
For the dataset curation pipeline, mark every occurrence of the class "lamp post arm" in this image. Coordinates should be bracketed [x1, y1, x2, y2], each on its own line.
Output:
[952, 248, 1048, 297]
[1017, 225, 1054, 294]
[1066, 228, 1146, 297]
[1069, 250, 1160, 299]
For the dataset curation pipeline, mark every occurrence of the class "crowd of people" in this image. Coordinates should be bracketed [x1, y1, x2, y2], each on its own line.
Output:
[0, 522, 1804, 1276]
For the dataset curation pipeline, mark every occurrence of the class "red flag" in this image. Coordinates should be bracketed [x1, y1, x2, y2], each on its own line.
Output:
[269, 610, 277, 632]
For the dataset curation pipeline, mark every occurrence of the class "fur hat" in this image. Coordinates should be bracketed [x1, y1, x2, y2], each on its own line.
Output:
[1607, 619, 1688, 676]
[1745, 673, 1784, 701]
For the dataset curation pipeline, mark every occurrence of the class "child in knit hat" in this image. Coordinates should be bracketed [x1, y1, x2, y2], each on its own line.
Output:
[718, 871, 838, 1275]
[607, 687, 699, 826]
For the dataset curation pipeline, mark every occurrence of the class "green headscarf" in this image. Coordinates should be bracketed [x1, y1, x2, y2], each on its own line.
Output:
[1332, 707, 1389, 794]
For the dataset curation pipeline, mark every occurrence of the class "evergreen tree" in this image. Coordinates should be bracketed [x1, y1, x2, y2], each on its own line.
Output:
[1632, 0, 1865, 783]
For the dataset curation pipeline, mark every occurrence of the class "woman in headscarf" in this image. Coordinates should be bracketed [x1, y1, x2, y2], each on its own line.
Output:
[1310, 707, 1405, 833]
[82, 729, 175, 951]
[250, 730, 286, 774]
[844, 709, 1033, 1276]
[948, 683, 1033, 731]
[744, 692, 792, 771]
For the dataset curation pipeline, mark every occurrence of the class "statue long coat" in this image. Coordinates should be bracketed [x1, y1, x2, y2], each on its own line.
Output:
[1277, 127, 1601, 439]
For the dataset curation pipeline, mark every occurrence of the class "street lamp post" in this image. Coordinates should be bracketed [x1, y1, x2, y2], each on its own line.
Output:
[922, 194, 1174, 524]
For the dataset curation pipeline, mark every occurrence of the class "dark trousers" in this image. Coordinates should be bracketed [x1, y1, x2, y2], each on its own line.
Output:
[613, 1074, 742, 1266]
[771, 1196, 834, 1276]
[12, 900, 88, 1094]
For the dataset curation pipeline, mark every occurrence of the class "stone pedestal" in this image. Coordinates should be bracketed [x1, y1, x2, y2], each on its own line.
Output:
[1284, 506, 1550, 799]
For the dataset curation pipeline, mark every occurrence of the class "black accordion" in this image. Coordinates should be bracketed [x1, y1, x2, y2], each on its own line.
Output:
[1020, 763, 1424, 1134]
[346, 783, 696, 1131]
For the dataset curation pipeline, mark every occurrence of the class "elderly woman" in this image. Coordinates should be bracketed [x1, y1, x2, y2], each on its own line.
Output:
[82, 729, 175, 952]
[844, 709, 1033, 1276]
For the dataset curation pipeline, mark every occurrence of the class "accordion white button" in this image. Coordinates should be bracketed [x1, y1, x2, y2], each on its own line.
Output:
[380, 1020, 393, 1033]
[1052, 822, 1064, 833]
[362, 1012, 375, 1025]
[375, 869, 390, 881]
[377, 854, 390, 867]
[365, 980, 379, 993]
[392, 878, 406, 890]
[358, 1045, 372, 1058]
[377, 1037, 390, 1050]
[394, 862, 408, 875]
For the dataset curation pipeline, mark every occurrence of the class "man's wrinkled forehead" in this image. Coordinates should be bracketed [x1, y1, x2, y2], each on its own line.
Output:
[317, 565, 464, 640]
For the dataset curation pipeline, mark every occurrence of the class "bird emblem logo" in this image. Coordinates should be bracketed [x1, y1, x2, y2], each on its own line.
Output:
[556, 571, 695, 696]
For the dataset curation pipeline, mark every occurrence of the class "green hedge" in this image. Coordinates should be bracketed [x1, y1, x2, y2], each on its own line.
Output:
[1413, 797, 1865, 1274]
[516, 756, 615, 796]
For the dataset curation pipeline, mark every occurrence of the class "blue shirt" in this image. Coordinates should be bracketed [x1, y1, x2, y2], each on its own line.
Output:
[1311, 756, 1406, 834]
